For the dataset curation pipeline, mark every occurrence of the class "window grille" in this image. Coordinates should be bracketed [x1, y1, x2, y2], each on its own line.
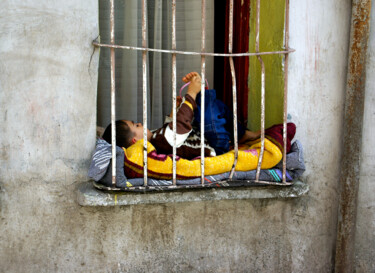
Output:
[93, 0, 295, 190]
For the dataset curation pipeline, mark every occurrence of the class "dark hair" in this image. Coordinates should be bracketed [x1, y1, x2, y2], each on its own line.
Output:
[102, 120, 134, 148]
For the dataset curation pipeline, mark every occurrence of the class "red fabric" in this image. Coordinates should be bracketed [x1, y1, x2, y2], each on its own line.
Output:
[265, 123, 296, 153]
[223, 0, 250, 125]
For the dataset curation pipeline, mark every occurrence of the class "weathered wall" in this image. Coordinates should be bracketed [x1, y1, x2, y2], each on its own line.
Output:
[0, 1, 373, 272]
[354, 2, 375, 272]
[0, 0, 100, 271]
[287, 1, 351, 271]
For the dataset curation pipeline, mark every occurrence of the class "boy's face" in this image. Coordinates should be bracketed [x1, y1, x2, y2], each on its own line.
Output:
[124, 120, 152, 143]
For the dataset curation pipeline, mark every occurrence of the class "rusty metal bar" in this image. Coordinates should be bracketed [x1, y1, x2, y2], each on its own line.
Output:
[95, 178, 293, 191]
[142, 0, 148, 186]
[200, 0, 206, 184]
[255, 0, 266, 182]
[228, 0, 238, 180]
[335, 0, 372, 271]
[93, 41, 295, 57]
[282, 0, 290, 183]
[94, 178, 295, 192]
[110, 0, 116, 186]
[172, 0, 177, 185]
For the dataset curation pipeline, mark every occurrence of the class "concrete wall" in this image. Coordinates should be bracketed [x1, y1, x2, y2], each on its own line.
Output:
[0, 1, 373, 272]
[287, 1, 351, 271]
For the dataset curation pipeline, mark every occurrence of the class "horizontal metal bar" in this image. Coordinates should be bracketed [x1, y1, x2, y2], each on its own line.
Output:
[93, 180, 293, 192]
[93, 41, 295, 57]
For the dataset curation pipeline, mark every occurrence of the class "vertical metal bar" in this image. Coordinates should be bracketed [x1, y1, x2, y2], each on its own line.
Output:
[228, 0, 238, 180]
[255, 0, 266, 182]
[335, 0, 372, 271]
[110, 0, 117, 186]
[142, 0, 148, 186]
[282, 0, 290, 183]
[200, 0, 206, 184]
[172, 0, 177, 185]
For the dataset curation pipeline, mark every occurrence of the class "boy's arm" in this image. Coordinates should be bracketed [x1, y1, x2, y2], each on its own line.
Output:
[153, 74, 201, 148]
[168, 96, 183, 118]
[163, 94, 197, 147]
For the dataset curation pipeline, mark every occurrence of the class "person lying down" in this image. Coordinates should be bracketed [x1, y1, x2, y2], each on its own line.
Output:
[102, 72, 261, 160]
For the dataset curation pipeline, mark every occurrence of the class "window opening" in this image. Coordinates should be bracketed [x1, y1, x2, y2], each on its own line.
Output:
[93, 0, 295, 191]
[214, 1, 250, 125]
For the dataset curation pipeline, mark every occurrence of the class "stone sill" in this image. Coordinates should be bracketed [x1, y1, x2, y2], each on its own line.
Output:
[77, 181, 309, 207]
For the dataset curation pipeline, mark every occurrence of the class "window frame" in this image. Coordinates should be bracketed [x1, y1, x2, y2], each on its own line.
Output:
[93, 0, 294, 191]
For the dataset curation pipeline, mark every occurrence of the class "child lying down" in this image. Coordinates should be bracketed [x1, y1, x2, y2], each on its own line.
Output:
[102, 72, 260, 159]
[102, 72, 291, 160]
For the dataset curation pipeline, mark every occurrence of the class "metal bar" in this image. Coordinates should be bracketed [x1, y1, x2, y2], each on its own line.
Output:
[200, 0, 206, 184]
[282, 0, 290, 183]
[93, 41, 295, 57]
[110, 0, 116, 186]
[94, 179, 293, 192]
[172, 0, 177, 185]
[255, 0, 266, 182]
[228, 0, 238, 180]
[142, 0, 148, 186]
[335, 0, 372, 271]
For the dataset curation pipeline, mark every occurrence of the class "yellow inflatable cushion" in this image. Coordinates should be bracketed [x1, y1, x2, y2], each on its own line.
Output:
[123, 138, 282, 180]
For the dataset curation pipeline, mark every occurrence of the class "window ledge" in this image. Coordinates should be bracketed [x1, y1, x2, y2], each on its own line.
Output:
[77, 181, 309, 207]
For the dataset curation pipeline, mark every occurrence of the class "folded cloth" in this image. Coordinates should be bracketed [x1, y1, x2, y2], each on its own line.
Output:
[88, 138, 127, 186]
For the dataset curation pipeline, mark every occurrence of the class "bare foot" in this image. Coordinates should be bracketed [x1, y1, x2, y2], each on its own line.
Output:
[182, 72, 199, 83]
[182, 72, 201, 99]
